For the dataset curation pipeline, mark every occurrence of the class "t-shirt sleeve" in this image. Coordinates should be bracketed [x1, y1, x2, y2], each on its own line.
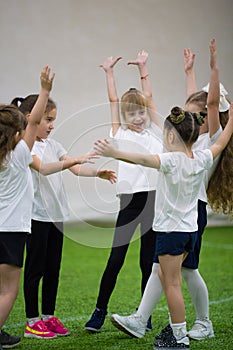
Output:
[12, 140, 33, 169]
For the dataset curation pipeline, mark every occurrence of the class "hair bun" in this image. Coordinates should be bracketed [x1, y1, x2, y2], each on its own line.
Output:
[194, 112, 205, 125]
[170, 107, 186, 124]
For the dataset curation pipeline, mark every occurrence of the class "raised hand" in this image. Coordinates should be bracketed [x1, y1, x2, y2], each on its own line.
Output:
[209, 38, 217, 70]
[97, 169, 117, 183]
[99, 56, 122, 72]
[128, 50, 148, 67]
[183, 48, 195, 74]
[40, 66, 55, 92]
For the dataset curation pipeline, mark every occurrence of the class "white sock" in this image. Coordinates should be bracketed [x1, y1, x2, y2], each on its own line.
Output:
[182, 267, 209, 320]
[171, 322, 189, 345]
[42, 314, 53, 321]
[28, 317, 41, 326]
[136, 263, 163, 320]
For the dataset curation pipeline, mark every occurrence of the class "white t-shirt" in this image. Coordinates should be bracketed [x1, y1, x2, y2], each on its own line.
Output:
[110, 123, 163, 195]
[192, 127, 222, 202]
[31, 138, 70, 222]
[0, 140, 33, 232]
[153, 149, 213, 233]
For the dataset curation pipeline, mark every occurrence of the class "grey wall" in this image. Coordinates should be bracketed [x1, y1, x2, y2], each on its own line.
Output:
[1, 0, 233, 225]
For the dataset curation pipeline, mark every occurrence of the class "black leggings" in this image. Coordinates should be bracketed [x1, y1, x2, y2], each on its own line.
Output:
[24, 220, 63, 318]
[96, 191, 156, 310]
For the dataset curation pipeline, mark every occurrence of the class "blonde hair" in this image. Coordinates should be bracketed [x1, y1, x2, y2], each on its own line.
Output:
[120, 88, 147, 120]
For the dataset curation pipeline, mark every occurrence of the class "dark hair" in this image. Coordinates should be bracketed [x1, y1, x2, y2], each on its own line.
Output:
[164, 106, 203, 145]
[11, 94, 56, 116]
[0, 104, 27, 167]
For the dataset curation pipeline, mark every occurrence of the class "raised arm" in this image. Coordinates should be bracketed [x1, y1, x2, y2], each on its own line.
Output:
[100, 56, 122, 136]
[210, 102, 233, 159]
[183, 48, 197, 98]
[207, 38, 220, 137]
[128, 50, 161, 127]
[23, 66, 55, 150]
[94, 139, 160, 169]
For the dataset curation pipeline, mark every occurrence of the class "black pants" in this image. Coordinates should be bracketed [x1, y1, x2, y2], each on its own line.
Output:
[24, 220, 63, 318]
[96, 191, 156, 310]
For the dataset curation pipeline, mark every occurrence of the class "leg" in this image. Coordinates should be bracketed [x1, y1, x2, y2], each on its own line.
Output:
[42, 222, 63, 315]
[0, 264, 21, 328]
[24, 220, 50, 318]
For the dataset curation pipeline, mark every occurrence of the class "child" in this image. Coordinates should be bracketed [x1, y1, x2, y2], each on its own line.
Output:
[84, 51, 163, 332]
[108, 38, 231, 342]
[93, 44, 233, 349]
[10, 94, 116, 339]
[0, 67, 54, 349]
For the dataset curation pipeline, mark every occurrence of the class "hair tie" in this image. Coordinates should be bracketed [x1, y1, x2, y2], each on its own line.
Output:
[194, 112, 205, 126]
[202, 82, 230, 112]
[170, 110, 186, 124]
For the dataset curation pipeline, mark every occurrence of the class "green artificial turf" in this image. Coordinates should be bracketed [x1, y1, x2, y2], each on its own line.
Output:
[4, 224, 233, 349]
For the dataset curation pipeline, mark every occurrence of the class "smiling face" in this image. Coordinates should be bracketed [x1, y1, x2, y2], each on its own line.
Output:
[36, 108, 57, 140]
[124, 107, 147, 133]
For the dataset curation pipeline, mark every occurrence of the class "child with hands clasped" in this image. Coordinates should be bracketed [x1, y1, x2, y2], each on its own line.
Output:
[85, 51, 162, 332]
[0, 67, 54, 349]
[11, 89, 116, 340]
[94, 50, 233, 349]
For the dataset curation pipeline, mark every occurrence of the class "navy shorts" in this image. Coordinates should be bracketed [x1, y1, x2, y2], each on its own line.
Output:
[0, 232, 27, 267]
[182, 200, 207, 269]
[154, 231, 197, 262]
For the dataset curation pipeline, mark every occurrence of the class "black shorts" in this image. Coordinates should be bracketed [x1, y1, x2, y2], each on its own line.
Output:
[0, 232, 28, 267]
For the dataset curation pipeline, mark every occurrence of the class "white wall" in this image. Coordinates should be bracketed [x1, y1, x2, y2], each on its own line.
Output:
[1, 0, 232, 225]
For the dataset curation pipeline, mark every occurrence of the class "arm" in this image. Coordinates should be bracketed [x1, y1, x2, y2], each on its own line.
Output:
[94, 139, 160, 169]
[30, 152, 97, 175]
[207, 38, 221, 137]
[128, 50, 161, 127]
[210, 102, 233, 159]
[23, 66, 55, 150]
[68, 164, 117, 184]
[100, 56, 122, 136]
[184, 48, 197, 98]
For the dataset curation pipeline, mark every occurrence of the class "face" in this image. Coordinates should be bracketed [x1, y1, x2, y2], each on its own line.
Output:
[124, 108, 148, 133]
[36, 108, 57, 140]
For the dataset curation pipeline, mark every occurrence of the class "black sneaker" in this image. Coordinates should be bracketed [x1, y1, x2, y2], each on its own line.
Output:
[153, 334, 190, 349]
[0, 330, 21, 348]
[85, 308, 107, 332]
[146, 315, 152, 331]
[155, 324, 173, 340]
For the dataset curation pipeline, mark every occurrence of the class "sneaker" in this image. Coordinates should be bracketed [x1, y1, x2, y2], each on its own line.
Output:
[146, 316, 152, 331]
[111, 313, 147, 338]
[0, 330, 21, 348]
[155, 324, 173, 340]
[85, 308, 107, 332]
[44, 317, 70, 336]
[188, 319, 214, 340]
[153, 334, 190, 349]
[24, 320, 57, 339]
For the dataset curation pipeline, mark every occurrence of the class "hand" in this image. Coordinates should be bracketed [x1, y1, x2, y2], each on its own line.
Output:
[93, 139, 115, 157]
[75, 151, 99, 164]
[40, 66, 55, 92]
[183, 48, 195, 74]
[128, 50, 148, 67]
[209, 38, 217, 70]
[100, 56, 122, 72]
[97, 169, 117, 184]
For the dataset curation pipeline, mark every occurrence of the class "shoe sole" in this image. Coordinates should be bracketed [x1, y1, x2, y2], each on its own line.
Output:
[24, 333, 57, 339]
[110, 315, 144, 339]
[2, 342, 21, 349]
[188, 332, 214, 341]
[84, 327, 100, 333]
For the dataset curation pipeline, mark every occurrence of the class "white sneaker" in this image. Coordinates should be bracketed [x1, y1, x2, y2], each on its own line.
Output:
[188, 319, 214, 340]
[111, 313, 147, 338]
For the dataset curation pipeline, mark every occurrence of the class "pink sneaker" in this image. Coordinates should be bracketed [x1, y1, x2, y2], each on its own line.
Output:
[44, 317, 70, 336]
[24, 320, 57, 339]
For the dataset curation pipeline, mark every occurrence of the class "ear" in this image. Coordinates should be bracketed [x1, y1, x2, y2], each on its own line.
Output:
[168, 130, 175, 144]
[25, 113, 30, 121]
